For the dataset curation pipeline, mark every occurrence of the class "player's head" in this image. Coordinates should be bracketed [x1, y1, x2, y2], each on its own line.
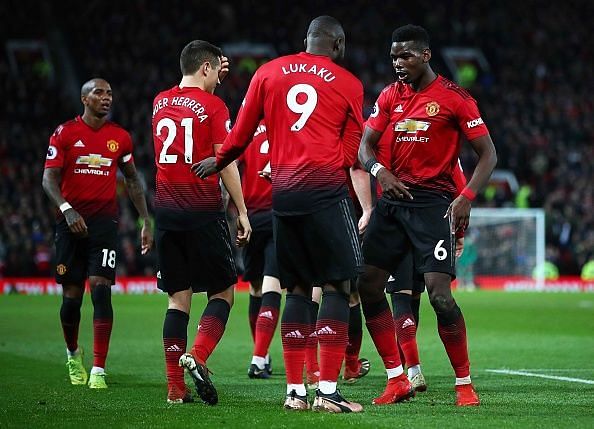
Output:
[304, 15, 345, 62]
[81, 78, 112, 117]
[390, 25, 431, 84]
[180, 40, 222, 93]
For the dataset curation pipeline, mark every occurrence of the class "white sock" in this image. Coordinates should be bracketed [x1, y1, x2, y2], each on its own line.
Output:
[386, 365, 404, 379]
[66, 348, 79, 358]
[287, 384, 306, 396]
[455, 375, 472, 385]
[91, 366, 105, 375]
[408, 364, 421, 378]
[318, 381, 337, 395]
[264, 354, 270, 365]
[251, 356, 266, 369]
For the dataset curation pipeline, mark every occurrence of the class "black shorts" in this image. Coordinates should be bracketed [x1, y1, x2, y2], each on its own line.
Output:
[273, 198, 362, 290]
[385, 249, 426, 294]
[363, 198, 456, 279]
[54, 218, 118, 285]
[156, 217, 237, 295]
[242, 227, 279, 281]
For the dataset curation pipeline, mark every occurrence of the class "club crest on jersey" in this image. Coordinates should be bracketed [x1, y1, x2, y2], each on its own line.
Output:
[425, 101, 440, 116]
[395, 119, 431, 133]
[107, 140, 119, 152]
[76, 154, 113, 168]
[56, 264, 67, 275]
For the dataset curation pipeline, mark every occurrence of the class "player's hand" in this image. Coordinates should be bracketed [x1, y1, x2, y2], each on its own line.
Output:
[455, 237, 465, 258]
[64, 208, 88, 237]
[258, 170, 272, 181]
[191, 157, 218, 179]
[140, 218, 153, 255]
[358, 208, 373, 235]
[236, 213, 252, 247]
[218, 56, 230, 84]
[445, 195, 471, 232]
[376, 168, 413, 200]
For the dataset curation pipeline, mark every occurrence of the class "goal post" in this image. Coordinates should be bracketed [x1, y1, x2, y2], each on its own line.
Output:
[460, 208, 546, 290]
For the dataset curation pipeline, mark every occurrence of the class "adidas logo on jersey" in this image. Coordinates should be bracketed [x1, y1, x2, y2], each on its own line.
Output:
[74, 140, 85, 147]
[394, 104, 404, 113]
[166, 344, 182, 352]
[156, 271, 162, 279]
[317, 325, 337, 336]
[259, 310, 273, 320]
[284, 330, 305, 339]
[387, 275, 396, 282]
[402, 318, 415, 329]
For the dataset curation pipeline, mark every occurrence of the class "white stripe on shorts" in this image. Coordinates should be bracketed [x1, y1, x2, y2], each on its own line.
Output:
[340, 199, 363, 267]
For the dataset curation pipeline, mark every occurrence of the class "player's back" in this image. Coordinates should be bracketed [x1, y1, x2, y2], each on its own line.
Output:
[152, 85, 230, 230]
[256, 52, 364, 215]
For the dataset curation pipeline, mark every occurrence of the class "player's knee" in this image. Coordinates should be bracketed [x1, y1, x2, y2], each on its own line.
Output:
[429, 293, 454, 314]
[91, 283, 112, 318]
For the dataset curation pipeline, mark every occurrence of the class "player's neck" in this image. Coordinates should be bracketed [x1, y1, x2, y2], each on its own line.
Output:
[410, 68, 438, 92]
[179, 76, 209, 92]
[81, 112, 107, 130]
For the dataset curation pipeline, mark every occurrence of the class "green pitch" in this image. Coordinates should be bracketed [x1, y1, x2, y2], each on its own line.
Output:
[1, 291, 593, 428]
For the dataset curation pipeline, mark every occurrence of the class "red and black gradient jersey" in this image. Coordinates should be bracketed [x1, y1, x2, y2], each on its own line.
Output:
[152, 85, 230, 230]
[366, 75, 489, 204]
[216, 52, 364, 215]
[44, 116, 134, 221]
[238, 121, 272, 215]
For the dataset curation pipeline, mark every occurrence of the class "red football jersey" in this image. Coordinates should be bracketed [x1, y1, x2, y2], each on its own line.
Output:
[238, 121, 272, 215]
[44, 116, 134, 220]
[366, 75, 489, 199]
[152, 85, 230, 230]
[216, 52, 364, 215]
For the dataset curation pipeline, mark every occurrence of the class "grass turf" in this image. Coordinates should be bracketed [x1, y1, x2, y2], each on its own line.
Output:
[1, 291, 593, 428]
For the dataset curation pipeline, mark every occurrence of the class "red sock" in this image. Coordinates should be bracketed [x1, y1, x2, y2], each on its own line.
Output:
[317, 291, 349, 382]
[437, 308, 470, 378]
[281, 294, 310, 385]
[345, 304, 363, 372]
[305, 300, 319, 375]
[397, 341, 407, 369]
[191, 299, 231, 364]
[163, 309, 188, 396]
[253, 292, 281, 357]
[363, 297, 402, 370]
[93, 319, 113, 368]
[395, 315, 420, 367]
[248, 294, 262, 342]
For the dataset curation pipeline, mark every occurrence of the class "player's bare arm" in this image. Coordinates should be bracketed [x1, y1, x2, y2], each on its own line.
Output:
[445, 134, 497, 231]
[42, 167, 88, 236]
[120, 161, 153, 254]
[217, 157, 252, 247]
[358, 126, 413, 200]
[349, 166, 373, 234]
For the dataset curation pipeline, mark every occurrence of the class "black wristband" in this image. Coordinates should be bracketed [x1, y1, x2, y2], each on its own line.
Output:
[364, 157, 378, 173]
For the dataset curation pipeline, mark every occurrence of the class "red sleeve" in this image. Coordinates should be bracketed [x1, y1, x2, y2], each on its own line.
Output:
[211, 101, 231, 146]
[216, 69, 264, 168]
[44, 125, 66, 169]
[341, 82, 364, 167]
[365, 88, 391, 133]
[120, 131, 134, 164]
[455, 97, 489, 140]
[452, 159, 467, 196]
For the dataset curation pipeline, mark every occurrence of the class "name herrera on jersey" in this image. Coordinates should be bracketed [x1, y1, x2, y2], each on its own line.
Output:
[281, 64, 336, 82]
[152, 97, 209, 122]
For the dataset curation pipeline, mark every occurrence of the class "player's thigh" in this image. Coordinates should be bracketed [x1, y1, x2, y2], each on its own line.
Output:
[242, 228, 271, 282]
[190, 218, 238, 295]
[386, 248, 415, 294]
[54, 220, 88, 284]
[86, 219, 118, 284]
[273, 214, 309, 290]
[155, 228, 192, 294]
[405, 204, 456, 278]
[362, 199, 410, 273]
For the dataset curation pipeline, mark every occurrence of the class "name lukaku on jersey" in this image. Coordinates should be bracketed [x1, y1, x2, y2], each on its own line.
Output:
[74, 154, 112, 176]
[281, 63, 336, 82]
[394, 118, 431, 143]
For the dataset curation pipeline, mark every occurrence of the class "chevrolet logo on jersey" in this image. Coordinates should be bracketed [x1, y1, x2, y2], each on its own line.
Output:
[76, 154, 112, 168]
[395, 119, 431, 133]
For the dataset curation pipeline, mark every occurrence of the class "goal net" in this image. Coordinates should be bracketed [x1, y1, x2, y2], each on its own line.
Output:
[458, 208, 545, 290]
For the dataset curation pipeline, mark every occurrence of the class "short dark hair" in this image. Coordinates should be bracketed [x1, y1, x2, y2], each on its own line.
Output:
[180, 40, 222, 76]
[391, 25, 430, 50]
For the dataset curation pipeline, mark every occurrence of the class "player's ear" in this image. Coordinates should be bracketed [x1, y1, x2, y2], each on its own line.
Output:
[423, 48, 431, 63]
[303, 37, 307, 50]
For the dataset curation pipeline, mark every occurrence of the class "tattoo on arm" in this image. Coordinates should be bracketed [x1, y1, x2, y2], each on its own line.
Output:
[121, 162, 150, 220]
[42, 168, 66, 207]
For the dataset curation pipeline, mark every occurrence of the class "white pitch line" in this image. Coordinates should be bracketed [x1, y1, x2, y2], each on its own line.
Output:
[486, 369, 594, 385]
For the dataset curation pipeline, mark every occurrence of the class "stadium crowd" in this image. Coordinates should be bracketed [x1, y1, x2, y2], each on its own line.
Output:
[1, 0, 592, 277]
